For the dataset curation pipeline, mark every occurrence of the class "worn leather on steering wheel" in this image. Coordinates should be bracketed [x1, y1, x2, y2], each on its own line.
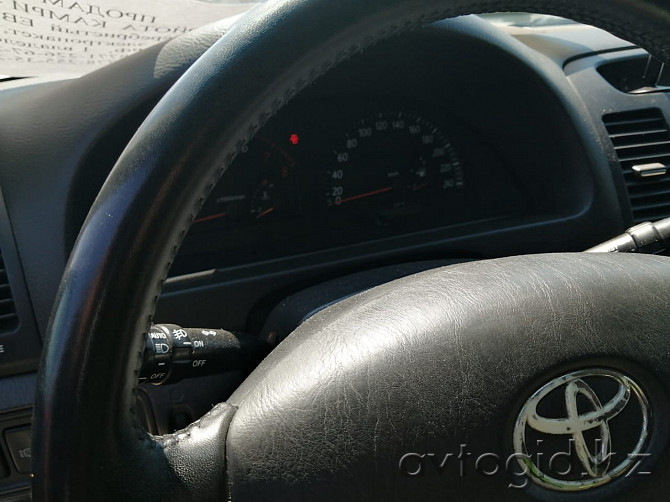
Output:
[32, 0, 670, 500]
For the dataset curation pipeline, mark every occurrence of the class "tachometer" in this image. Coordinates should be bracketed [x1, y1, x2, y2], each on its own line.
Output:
[192, 136, 296, 226]
[324, 112, 463, 213]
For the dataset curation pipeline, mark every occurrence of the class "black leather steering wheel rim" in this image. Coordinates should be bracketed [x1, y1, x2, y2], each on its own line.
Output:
[32, 0, 670, 500]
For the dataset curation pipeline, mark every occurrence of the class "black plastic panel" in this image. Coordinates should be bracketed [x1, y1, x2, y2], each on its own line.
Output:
[565, 47, 670, 228]
[0, 408, 31, 499]
[0, 188, 40, 378]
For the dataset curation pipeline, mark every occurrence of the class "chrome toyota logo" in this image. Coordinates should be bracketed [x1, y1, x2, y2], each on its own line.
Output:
[513, 369, 650, 491]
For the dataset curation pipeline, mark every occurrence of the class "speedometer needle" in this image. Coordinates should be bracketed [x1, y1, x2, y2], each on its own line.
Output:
[339, 186, 392, 204]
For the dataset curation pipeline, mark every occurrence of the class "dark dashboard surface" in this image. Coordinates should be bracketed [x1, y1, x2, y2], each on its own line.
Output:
[1, 13, 670, 499]
[169, 23, 604, 277]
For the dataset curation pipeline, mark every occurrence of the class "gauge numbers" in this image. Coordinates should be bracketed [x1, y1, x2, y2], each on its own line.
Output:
[325, 112, 463, 215]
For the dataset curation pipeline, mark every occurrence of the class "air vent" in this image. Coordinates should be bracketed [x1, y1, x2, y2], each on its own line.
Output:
[0, 252, 18, 332]
[597, 54, 670, 94]
[603, 108, 670, 223]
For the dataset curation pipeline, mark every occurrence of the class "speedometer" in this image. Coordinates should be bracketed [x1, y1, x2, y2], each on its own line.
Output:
[324, 112, 464, 213]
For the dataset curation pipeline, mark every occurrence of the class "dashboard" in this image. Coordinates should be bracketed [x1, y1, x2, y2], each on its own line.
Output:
[168, 24, 604, 279]
[0, 12, 670, 499]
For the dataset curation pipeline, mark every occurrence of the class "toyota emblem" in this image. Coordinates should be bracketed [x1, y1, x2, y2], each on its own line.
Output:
[513, 368, 651, 491]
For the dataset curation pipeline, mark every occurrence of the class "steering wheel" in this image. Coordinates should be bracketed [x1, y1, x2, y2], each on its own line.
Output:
[31, 0, 670, 500]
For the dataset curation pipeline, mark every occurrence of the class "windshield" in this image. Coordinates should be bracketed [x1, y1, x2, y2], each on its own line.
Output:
[478, 12, 576, 27]
[1, 0, 264, 78]
[0, 2, 573, 79]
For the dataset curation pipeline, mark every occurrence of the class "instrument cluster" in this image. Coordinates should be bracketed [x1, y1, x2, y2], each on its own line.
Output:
[171, 98, 527, 275]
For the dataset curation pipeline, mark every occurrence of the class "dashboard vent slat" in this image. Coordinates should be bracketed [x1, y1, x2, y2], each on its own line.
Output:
[603, 108, 670, 223]
[0, 253, 18, 332]
[609, 128, 668, 139]
[603, 116, 662, 128]
[615, 140, 670, 151]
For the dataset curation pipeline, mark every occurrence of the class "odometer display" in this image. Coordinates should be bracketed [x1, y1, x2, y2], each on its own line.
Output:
[325, 112, 464, 218]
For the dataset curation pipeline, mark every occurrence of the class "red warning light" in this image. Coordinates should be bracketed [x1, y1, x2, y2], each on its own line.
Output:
[289, 133, 300, 145]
